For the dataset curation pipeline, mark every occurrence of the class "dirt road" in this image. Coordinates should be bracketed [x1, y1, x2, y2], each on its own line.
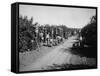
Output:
[20, 36, 96, 71]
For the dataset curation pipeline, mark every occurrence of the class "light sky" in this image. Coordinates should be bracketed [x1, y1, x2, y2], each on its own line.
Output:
[19, 5, 96, 28]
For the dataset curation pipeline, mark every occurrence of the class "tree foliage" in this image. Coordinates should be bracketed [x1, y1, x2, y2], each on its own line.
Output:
[81, 15, 97, 47]
[75, 15, 97, 57]
[19, 16, 37, 52]
[19, 16, 80, 52]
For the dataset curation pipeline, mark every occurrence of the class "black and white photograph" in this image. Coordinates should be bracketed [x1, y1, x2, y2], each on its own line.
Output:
[17, 3, 97, 72]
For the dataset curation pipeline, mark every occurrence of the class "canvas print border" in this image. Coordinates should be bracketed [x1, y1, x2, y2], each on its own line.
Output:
[11, 2, 98, 73]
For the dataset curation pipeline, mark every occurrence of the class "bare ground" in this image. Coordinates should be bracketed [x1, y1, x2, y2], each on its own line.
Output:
[19, 36, 96, 71]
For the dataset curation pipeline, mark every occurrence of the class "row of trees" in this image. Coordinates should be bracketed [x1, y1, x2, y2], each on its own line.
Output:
[19, 16, 37, 52]
[80, 15, 97, 57]
[81, 15, 97, 48]
[72, 15, 97, 58]
[19, 16, 79, 52]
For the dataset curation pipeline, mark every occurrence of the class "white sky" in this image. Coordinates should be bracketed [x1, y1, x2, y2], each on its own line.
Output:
[19, 5, 96, 28]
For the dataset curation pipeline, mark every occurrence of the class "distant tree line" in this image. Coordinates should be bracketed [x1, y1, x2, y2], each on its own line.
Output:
[19, 15, 80, 52]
